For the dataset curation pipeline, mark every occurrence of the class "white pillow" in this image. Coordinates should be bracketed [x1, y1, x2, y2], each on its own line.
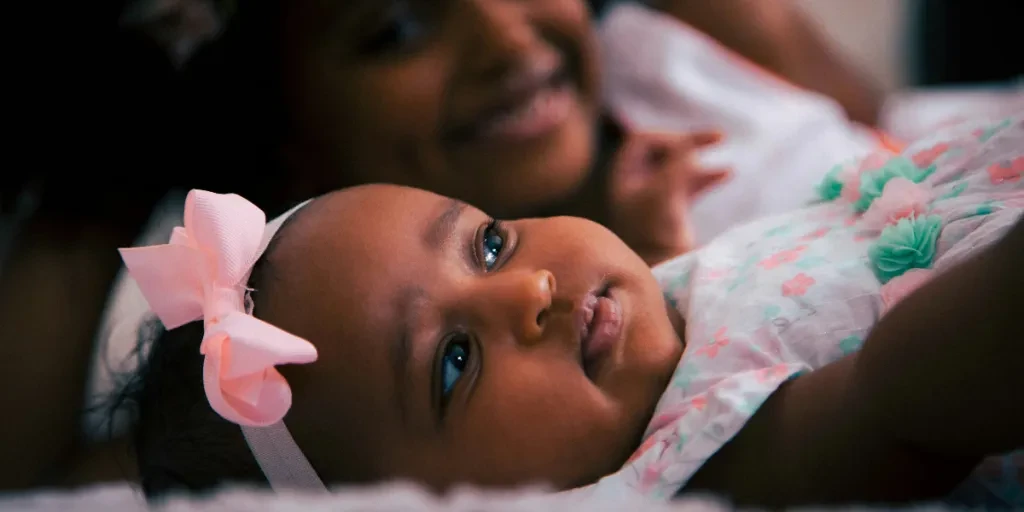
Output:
[82, 191, 186, 441]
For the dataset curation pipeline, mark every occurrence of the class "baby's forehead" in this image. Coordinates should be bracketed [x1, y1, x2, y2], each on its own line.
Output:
[257, 187, 435, 353]
[265, 184, 458, 297]
[278, 185, 430, 240]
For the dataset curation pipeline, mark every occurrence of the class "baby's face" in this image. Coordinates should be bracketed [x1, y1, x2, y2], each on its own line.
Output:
[260, 185, 683, 490]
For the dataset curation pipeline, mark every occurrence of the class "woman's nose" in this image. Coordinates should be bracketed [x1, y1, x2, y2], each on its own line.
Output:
[462, 1, 538, 82]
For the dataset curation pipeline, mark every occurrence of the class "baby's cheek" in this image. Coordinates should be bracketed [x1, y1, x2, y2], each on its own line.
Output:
[454, 356, 631, 487]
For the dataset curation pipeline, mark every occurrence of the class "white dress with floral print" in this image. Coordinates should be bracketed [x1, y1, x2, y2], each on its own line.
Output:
[569, 113, 1024, 506]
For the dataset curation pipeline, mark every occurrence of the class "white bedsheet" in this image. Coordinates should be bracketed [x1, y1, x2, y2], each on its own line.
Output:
[0, 483, 953, 511]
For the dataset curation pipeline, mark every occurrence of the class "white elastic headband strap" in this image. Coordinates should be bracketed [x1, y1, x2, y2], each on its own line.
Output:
[244, 198, 326, 492]
[241, 423, 325, 491]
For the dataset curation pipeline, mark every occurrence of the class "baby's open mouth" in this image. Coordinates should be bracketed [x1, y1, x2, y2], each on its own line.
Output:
[579, 284, 623, 381]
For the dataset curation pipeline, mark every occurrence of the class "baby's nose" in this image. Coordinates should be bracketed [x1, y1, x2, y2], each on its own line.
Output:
[474, 269, 555, 344]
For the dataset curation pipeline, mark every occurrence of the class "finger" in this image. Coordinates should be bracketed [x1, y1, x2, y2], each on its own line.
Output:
[689, 167, 733, 197]
[608, 136, 654, 202]
[683, 130, 726, 149]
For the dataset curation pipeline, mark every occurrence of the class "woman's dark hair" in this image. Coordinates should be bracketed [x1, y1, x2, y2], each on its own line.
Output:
[114, 224, 291, 498]
[177, 0, 295, 215]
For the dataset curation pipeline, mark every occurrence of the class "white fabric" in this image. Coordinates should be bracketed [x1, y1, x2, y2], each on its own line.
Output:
[242, 422, 325, 492]
[0, 483, 967, 511]
[0, 483, 736, 512]
[599, 3, 879, 243]
[881, 86, 1024, 142]
[84, 191, 187, 440]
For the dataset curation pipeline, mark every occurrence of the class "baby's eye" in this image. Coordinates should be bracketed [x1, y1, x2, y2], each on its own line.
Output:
[480, 221, 506, 270]
[440, 336, 471, 402]
[361, 1, 429, 55]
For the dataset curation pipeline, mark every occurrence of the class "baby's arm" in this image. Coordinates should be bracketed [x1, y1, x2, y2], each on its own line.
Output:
[684, 218, 1024, 506]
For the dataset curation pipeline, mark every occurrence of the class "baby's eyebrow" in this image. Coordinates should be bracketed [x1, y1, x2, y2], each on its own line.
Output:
[424, 198, 467, 252]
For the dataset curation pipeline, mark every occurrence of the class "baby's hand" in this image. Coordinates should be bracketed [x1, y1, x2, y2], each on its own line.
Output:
[608, 130, 730, 266]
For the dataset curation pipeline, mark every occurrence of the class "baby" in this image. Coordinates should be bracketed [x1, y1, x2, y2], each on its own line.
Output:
[121, 115, 1024, 507]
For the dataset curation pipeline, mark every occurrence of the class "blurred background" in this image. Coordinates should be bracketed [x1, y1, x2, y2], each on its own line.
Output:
[1, 0, 1021, 494]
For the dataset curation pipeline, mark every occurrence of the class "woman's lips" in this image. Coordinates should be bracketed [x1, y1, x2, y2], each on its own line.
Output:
[578, 285, 623, 380]
[476, 80, 574, 142]
[446, 60, 576, 145]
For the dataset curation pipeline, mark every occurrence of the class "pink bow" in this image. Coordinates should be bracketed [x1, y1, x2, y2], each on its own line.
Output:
[120, 190, 318, 426]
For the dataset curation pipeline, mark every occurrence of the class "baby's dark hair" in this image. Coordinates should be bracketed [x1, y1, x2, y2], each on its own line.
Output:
[126, 319, 264, 497]
[115, 214, 298, 499]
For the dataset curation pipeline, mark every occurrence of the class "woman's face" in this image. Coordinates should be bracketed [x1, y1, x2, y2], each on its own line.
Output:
[277, 0, 601, 218]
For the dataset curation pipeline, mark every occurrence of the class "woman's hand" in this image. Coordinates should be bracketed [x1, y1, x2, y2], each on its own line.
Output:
[608, 129, 730, 266]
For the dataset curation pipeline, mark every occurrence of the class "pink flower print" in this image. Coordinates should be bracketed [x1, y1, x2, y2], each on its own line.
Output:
[800, 227, 831, 241]
[987, 157, 1024, 185]
[782, 273, 816, 297]
[627, 435, 664, 465]
[639, 459, 671, 493]
[704, 268, 732, 280]
[862, 177, 931, 231]
[840, 170, 863, 204]
[647, 396, 706, 434]
[844, 215, 859, 227]
[759, 245, 809, 270]
[646, 409, 688, 436]
[695, 327, 730, 358]
[858, 151, 893, 172]
[880, 268, 934, 314]
[641, 397, 707, 443]
[755, 364, 792, 383]
[832, 158, 885, 205]
[853, 231, 875, 243]
[689, 395, 708, 412]
[911, 142, 950, 168]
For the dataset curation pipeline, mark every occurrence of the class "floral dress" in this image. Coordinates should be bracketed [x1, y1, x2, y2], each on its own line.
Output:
[570, 113, 1024, 506]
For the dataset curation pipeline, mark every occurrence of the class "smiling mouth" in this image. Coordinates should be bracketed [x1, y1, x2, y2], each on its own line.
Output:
[447, 63, 576, 145]
[578, 284, 623, 381]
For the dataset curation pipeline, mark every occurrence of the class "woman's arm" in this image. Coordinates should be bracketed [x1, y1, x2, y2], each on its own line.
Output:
[649, 0, 884, 126]
[684, 218, 1024, 506]
[0, 193, 154, 490]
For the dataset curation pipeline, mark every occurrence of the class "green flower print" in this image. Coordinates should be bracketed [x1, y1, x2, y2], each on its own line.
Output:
[868, 215, 943, 283]
[817, 164, 846, 201]
[855, 157, 937, 213]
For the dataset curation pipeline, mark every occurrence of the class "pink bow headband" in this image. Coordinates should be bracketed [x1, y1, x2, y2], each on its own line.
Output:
[120, 189, 327, 491]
